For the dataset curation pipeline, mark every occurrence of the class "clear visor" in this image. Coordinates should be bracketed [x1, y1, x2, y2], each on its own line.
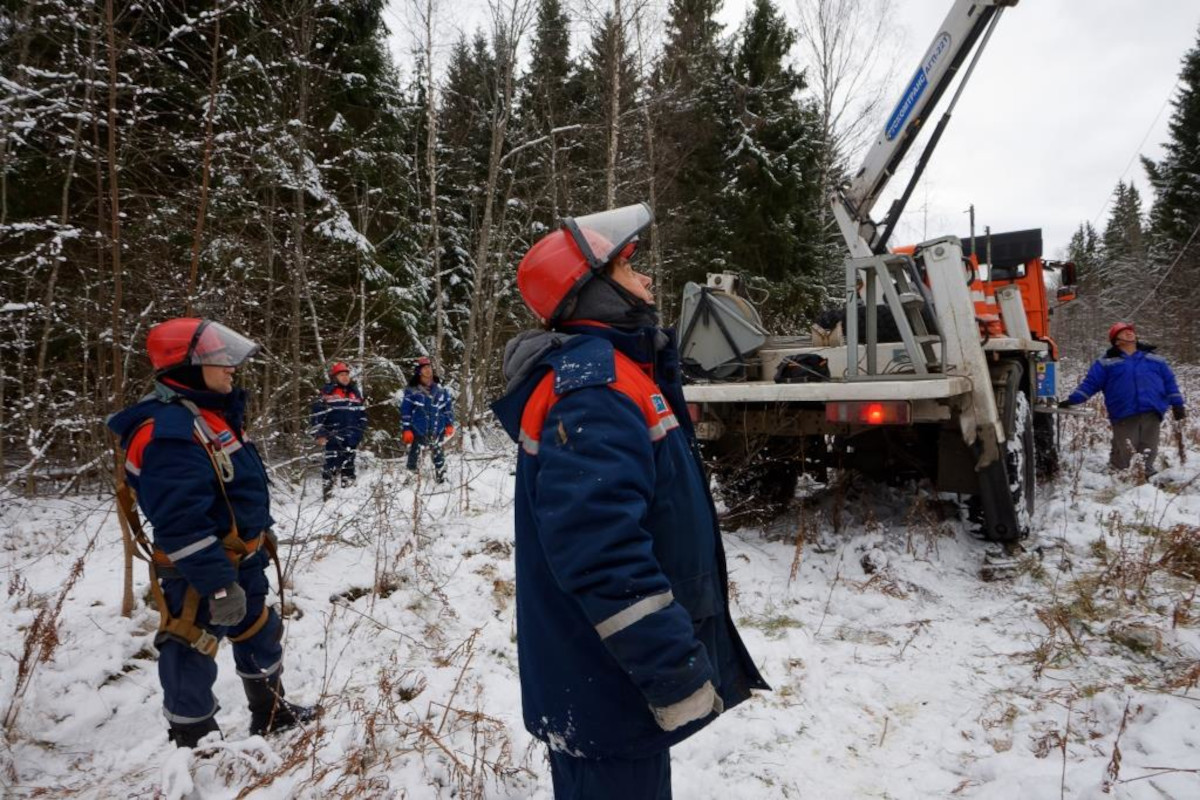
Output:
[188, 320, 260, 367]
[564, 203, 652, 270]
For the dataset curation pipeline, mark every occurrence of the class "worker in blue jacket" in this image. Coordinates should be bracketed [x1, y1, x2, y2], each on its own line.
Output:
[491, 204, 768, 799]
[311, 361, 367, 499]
[107, 318, 316, 747]
[1061, 321, 1186, 471]
[399, 356, 454, 483]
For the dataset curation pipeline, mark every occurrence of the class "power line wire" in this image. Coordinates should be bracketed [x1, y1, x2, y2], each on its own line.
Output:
[1126, 217, 1200, 317]
[1090, 80, 1178, 230]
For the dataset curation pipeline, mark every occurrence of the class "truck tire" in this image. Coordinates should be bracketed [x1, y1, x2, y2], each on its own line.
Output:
[1033, 411, 1059, 479]
[974, 361, 1034, 543]
[705, 434, 801, 526]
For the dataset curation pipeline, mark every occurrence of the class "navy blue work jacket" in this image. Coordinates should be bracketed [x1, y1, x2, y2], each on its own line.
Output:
[491, 324, 767, 759]
[108, 383, 273, 595]
[311, 382, 367, 446]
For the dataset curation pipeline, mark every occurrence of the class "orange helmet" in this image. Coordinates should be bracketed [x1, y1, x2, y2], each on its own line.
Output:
[517, 203, 651, 324]
[146, 318, 259, 374]
[1107, 322, 1135, 343]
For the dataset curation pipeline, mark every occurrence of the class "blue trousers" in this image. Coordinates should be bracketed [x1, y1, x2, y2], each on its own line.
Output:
[156, 555, 283, 726]
[405, 434, 445, 475]
[323, 442, 357, 487]
[548, 749, 671, 800]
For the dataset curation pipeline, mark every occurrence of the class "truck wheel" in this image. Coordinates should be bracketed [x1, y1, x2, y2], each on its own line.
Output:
[1006, 390, 1035, 525]
[1033, 411, 1059, 479]
[974, 361, 1034, 543]
[705, 434, 801, 527]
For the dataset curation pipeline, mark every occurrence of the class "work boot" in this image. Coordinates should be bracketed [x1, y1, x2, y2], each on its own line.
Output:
[243, 678, 319, 736]
[322, 481, 333, 501]
[168, 716, 221, 748]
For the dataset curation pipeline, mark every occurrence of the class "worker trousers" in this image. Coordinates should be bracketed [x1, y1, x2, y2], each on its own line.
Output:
[156, 556, 283, 726]
[547, 749, 671, 800]
[1110, 411, 1162, 471]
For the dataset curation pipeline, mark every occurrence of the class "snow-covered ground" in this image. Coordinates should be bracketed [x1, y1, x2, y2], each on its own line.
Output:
[3, 407, 1199, 799]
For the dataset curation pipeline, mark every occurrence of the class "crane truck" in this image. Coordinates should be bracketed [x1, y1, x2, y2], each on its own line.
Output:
[677, 0, 1077, 544]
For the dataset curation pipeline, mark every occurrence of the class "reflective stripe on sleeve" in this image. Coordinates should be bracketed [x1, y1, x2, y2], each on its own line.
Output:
[519, 430, 540, 456]
[124, 459, 141, 476]
[647, 414, 680, 441]
[595, 590, 674, 640]
[165, 535, 220, 563]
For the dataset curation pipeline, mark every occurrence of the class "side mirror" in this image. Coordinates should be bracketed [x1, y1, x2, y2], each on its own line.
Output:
[1060, 261, 1077, 286]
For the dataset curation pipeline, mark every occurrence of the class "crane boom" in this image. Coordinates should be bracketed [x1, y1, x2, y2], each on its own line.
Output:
[833, 0, 1018, 257]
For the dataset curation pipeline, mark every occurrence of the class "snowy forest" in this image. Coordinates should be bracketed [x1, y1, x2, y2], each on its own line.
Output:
[0, 0, 842, 489]
[2, 0, 1198, 487]
[5, 0, 1200, 798]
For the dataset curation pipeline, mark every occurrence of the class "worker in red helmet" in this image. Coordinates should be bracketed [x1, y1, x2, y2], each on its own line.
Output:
[311, 361, 367, 500]
[491, 204, 768, 798]
[106, 319, 317, 748]
[1061, 322, 1186, 472]
[399, 356, 454, 483]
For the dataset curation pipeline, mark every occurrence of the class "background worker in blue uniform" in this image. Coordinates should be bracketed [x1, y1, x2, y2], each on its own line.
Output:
[399, 356, 454, 482]
[311, 361, 367, 500]
[491, 204, 768, 799]
[1061, 321, 1186, 472]
[108, 318, 316, 748]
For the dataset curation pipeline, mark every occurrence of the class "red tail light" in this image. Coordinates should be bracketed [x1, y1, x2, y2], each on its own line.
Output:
[826, 401, 911, 425]
[687, 403, 703, 423]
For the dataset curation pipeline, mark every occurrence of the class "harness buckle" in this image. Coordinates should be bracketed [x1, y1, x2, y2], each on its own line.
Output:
[192, 631, 220, 658]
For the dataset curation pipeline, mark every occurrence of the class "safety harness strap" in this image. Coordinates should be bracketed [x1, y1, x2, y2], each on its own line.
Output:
[112, 410, 285, 661]
[227, 606, 270, 643]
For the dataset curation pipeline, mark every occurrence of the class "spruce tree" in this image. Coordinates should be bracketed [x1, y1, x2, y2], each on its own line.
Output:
[1142, 24, 1200, 354]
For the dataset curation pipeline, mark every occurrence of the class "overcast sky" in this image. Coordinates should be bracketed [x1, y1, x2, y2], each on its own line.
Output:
[385, 0, 1200, 257]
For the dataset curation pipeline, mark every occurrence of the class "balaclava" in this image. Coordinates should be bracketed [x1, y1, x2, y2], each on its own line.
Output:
[564, 273, 659, 330]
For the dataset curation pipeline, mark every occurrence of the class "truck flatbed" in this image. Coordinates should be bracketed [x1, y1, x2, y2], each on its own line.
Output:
[683, 375, 974, 403]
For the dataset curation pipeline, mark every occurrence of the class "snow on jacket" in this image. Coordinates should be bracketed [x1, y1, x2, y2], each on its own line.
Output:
[1067, 343, 1185, 421]
[310, 382, 367, 446]
[107, 383, 273, 596]
[490, 323, 768, 759]
[400, 383, 454, 438]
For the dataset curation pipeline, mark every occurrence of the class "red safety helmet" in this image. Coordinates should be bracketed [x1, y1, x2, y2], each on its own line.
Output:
[329, 361, 351, 378]
[146, 318, 260, 374]
[414, 356, 431, 368]
[1108, 322, 1135, 343]
[517, 203, 652, 324]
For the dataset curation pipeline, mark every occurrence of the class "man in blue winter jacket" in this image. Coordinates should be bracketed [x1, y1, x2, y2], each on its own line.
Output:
[491, 204, 768, 799]
[1061, 321, 1186, 471]
[108, 319, 316, 747]
[311, 362, 367, 500]
[400, 356, 454, 482]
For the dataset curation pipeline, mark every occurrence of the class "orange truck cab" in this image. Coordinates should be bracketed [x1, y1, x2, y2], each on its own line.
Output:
[894, 228, 1077, 399]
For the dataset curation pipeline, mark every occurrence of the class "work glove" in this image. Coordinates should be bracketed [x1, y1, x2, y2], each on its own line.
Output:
[402, 430, 414, 445]
[1172, 405, 1187, 421]
[650, 680, 723, 732]
[209, 582, 247, 627]
[1058, 400, 1075, 409]
[444, 425, 455, 439]
[315, 436, 327, 447]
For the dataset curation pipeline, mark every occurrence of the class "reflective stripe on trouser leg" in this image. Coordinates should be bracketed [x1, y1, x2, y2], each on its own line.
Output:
[231, 562, 284, 680]
[159, 577, 220, 723]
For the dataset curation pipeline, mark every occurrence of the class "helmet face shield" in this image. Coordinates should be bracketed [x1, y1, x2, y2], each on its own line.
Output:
[188, 320, 260, 368]
[563, 203, 652, 270]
